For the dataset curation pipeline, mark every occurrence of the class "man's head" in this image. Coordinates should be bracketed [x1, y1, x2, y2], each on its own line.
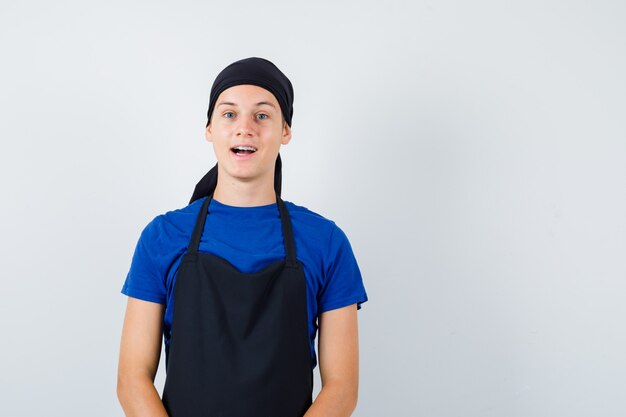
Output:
[189, 57, 293, 203]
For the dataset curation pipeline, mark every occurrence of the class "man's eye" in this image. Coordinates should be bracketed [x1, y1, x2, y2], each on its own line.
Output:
[224, 112, 235, 118]
[257, 113, 269, 120]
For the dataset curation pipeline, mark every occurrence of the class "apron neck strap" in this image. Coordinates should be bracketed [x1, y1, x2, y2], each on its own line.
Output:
[188, 194, 213, 253]
[187, 193, 299, 266]
[276, 193, 298, 266]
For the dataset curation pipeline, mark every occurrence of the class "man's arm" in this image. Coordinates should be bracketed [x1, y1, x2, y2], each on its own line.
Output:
[117, 297, 169, 417]
[304, 303, 359, 417]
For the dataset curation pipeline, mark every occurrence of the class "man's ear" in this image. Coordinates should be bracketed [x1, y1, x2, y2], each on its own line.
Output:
[205, 124, 213, 142]
[281, 122, 292, 145]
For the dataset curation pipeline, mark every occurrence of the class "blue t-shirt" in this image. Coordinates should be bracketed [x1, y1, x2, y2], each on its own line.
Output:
[121, 197, 368, 369]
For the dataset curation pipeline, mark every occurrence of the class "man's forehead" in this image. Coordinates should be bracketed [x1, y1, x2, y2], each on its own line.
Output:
[215, 84, 279, 105]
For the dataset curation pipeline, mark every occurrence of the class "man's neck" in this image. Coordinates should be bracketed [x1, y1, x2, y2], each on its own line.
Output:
[212, 177, 277, 207]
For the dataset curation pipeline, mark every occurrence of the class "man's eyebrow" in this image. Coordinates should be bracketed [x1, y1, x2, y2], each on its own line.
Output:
[255, 101, 277, 108]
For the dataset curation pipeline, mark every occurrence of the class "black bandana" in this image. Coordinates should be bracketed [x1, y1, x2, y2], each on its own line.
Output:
[206, 57, 294, 127]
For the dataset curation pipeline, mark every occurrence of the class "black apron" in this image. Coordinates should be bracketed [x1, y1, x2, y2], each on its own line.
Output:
[162, 193, 313, 417]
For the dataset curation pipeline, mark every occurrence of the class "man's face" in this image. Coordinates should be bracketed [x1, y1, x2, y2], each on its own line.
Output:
[206, 84, 291, 186]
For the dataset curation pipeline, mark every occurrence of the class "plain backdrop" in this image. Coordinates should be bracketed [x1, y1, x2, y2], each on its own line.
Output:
[1, 1, 625, 416]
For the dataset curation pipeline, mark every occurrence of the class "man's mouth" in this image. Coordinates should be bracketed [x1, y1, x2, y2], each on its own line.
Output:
[231, 146, 258, 156]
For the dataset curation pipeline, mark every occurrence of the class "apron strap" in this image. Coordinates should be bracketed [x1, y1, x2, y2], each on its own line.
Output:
[188, 194, 212, 253]
[276, 193, 298, 267]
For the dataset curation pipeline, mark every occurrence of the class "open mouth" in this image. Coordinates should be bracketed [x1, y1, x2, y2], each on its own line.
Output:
[231, 145, 258, 156]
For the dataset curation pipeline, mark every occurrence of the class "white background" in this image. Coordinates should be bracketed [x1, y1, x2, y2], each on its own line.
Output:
[1, 1, 625, 416]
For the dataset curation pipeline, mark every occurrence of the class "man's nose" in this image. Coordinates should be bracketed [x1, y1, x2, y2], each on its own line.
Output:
[236, 117, 255, 136]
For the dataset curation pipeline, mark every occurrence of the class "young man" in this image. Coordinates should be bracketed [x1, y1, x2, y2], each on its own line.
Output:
[117, 57, 368, 417]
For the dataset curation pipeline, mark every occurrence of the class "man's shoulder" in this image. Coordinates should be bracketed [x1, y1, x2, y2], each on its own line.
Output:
[282, 200, 345, 242]
[141, 198, 206, 241]
[161, 197, 206, 221]
[283, 200, 334, 225]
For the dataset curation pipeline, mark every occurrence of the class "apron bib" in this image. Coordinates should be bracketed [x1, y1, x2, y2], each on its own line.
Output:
[162, 194, 313, 417]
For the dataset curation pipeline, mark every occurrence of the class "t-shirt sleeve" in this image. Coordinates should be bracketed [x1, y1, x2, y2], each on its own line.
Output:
[120, 217, 167, 304]
[318, 224, 368, 313]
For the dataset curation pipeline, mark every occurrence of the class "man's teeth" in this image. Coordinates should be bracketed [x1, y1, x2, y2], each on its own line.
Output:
[233, 146, 257, 152]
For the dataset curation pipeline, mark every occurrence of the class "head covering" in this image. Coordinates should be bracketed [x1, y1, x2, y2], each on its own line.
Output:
[206, 57, 294, 127]
[190, 57, 293, 204]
